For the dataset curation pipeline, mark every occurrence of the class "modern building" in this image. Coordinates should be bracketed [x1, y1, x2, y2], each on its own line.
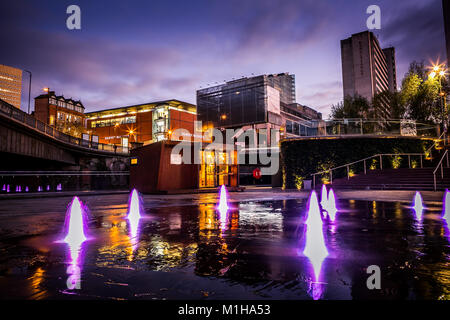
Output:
[34, 90, 86, 134]
[341, 31, 397, 104]
[197, 73, 322, 185]
[85, 99, 197, 148]
[197, 73, 321, 143]
[0, 64, 22, 109]
[444, 0, 450, 69]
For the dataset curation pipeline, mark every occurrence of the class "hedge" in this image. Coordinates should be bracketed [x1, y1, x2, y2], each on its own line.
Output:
[280, 136, 434, 189]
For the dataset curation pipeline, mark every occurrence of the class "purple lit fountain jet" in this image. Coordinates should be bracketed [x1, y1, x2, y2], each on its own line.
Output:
[303, 191, 328, 299]
[217, 185, 229, 230]
[127, 189, 142, 251]
[443, 189, 449, 226]
[412, 191, 424, 221]
[62, 197, 88, 290]
[326, 188, 338, 222]
[320, 184, 328, 211]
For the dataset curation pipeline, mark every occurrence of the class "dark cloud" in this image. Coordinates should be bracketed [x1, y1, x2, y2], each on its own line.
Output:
[0, 0, 446, 116]
[381, 0, 446, 78]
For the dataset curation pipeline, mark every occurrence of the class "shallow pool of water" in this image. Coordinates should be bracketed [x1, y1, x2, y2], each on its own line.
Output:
[0, 195, 448, 300]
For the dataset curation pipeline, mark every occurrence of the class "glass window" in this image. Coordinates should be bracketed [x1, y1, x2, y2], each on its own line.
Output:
[286, 120, 293, 133]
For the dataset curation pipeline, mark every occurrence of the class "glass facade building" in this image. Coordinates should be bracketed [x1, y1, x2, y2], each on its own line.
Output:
[197, 73, 297, 129]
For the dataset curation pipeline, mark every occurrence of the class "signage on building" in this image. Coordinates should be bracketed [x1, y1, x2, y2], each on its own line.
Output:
[170, 154, 182, 165]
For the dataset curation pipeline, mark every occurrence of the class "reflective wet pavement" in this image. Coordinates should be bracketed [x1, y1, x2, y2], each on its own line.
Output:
[0, 192, 448, 300]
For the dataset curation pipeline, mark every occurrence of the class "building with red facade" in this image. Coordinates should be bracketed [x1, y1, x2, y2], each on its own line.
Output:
[34, 90, 86, 133]
[85, 99, 196, 148]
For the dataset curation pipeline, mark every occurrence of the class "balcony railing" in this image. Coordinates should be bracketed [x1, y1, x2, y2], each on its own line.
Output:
[0, 99, 129, 155]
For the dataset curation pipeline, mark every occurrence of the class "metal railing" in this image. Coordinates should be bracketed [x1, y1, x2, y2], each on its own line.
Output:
[433, 149, 449, 191]
[0, 99, 129, 154]
[311, 153, 426, 188]
[284, 118, 439, 138]
[424, 131, 446, 158]
[0, 171, 130, 193]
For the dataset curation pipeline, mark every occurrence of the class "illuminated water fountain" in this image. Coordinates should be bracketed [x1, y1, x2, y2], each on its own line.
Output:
[303, 191, 328, 299]
[320, 184, 328, 211]
[25, 186, 29, 192]
[443, 189, 450, 226]
[127, 189, 142, 251]
[217, 185, 229, 230]
[62, 197, 88, 290]
[326, 188, 338, 222]
[412, 191, 424, 221]
[57, 184, 62, 191]
[38, 186, 42, 192]
[64, 197, 87, 246]
[1, 184, 5, 191]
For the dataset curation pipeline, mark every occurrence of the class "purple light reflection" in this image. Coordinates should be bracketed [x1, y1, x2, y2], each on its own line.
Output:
[303, 191, 328, 300]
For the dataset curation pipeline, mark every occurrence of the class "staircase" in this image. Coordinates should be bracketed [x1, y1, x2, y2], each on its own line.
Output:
[312, 135, 450, 191]
[331, 167, 450, 191]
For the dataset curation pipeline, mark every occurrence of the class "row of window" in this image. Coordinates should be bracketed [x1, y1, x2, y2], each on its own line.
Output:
[90, 116, 136, 128]
[49, 98, 84, 113]
[57, 112, 83, 124]
[285, 120, 316, 136]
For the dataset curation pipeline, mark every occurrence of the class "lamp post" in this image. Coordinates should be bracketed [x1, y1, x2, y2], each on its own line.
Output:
[429, 64, 448, 135]
[23, 70, 32, 114]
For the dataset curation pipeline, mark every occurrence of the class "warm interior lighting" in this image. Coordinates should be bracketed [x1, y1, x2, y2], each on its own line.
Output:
[43, 87, 49, 92]
[221, 114, 227, 120]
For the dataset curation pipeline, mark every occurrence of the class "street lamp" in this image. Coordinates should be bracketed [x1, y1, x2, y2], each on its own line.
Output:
[23, 70, 32, 114]
[428, 63, 448, 134]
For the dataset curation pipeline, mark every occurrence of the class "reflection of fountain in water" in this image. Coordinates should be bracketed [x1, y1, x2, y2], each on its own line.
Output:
[412, 191, 424, 221]
[217, 185, 229, 230]
[127, 189, 142, 252]
[62, 197, 88, 290]
[303, 191, 328, 300]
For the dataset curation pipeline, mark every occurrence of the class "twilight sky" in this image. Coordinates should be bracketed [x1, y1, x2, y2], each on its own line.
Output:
[0, 0, 446, 117]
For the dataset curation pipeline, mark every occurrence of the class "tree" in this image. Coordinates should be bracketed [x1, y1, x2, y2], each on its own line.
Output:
[331, 95, 370, 119]
[399, 60, 448, 125]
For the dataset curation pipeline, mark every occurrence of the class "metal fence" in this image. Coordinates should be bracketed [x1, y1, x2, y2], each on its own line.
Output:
[0, 99, 129, 154]
[284, 118, 439, 138]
